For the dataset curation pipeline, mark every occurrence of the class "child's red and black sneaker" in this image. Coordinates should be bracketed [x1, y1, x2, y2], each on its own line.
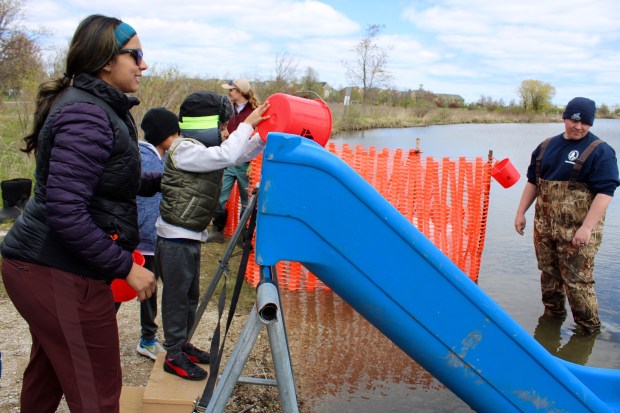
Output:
[182, 342, 210, 364]
[163, 353, 207, 381]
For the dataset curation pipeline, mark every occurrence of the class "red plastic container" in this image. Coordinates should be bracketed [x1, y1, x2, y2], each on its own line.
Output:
[110, 251, 145, 302]
[491, 158, 521, 188]
[258, 93, 332, 147]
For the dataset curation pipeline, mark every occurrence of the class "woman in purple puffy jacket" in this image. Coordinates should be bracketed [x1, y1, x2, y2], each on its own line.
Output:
[1, 14, 158, 413]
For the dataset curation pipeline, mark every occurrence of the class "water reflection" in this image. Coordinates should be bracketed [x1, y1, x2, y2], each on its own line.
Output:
[281, 290, 472, 412]
[533, 314, 597, 365]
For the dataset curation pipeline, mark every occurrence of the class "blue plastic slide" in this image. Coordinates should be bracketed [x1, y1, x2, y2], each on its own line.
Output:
[255, 133, 620, 413]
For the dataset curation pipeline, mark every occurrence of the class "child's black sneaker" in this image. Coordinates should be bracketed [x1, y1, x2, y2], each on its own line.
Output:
[182, 342, 210, 364]
[163, 353, 207, 381]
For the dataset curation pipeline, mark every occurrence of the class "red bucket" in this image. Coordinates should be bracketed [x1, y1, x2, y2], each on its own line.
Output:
[258, 93, 332, 147]
[111, 251, 145, 302]
[491, 158, 521, 188]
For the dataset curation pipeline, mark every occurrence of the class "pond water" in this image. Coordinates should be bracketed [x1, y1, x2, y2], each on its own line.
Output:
[279, 119, 620, 412]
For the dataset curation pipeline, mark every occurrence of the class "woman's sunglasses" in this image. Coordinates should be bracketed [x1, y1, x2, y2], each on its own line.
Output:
[118, 48, 143, 66]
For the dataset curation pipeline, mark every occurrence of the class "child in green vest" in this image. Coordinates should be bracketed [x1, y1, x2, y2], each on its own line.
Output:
[155, 92, 269, 380]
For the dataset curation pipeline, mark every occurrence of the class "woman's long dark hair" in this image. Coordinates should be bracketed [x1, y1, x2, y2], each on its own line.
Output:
[22, 15, 121, 154]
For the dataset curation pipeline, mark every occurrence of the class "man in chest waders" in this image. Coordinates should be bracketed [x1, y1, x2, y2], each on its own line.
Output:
[514, 97, 620, 335]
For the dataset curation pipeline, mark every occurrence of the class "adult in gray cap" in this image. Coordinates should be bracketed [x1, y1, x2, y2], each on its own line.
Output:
[514, 97, 620, 335]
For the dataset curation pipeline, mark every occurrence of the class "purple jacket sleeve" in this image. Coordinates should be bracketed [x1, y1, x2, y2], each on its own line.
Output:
[46, 103, 133, 277]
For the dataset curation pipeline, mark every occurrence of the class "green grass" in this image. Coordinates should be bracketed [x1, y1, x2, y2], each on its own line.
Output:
[0, 102, 35, 182]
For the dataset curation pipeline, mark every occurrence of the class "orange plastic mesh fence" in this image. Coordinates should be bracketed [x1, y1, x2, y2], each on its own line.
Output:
[223, 143, 493, 290]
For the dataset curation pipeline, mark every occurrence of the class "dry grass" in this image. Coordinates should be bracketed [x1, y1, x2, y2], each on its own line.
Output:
[330, 103, 563, 133]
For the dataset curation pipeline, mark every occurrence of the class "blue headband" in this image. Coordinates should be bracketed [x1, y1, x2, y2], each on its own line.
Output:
[114, 22, 136, 49]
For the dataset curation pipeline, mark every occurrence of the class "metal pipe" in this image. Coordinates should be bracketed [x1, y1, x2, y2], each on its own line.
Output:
[256, 281, 279, 324]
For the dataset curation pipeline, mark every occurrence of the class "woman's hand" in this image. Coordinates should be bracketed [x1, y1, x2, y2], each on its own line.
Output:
[125, 262, 157, 302]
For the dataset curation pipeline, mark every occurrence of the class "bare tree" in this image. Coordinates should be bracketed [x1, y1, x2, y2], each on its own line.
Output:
[269, 50, 298, 94]
[45, 45, 67, 79]
[343, 24, 392, 104]
[0, 0, 44, 95]
[517, 79, 555, 112]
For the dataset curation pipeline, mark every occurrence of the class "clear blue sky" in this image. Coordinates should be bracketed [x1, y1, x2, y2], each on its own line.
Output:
[22, 0, 620, 106]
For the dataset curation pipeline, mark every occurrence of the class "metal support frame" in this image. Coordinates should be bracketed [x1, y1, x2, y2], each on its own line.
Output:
[203, 271, 299, 412]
